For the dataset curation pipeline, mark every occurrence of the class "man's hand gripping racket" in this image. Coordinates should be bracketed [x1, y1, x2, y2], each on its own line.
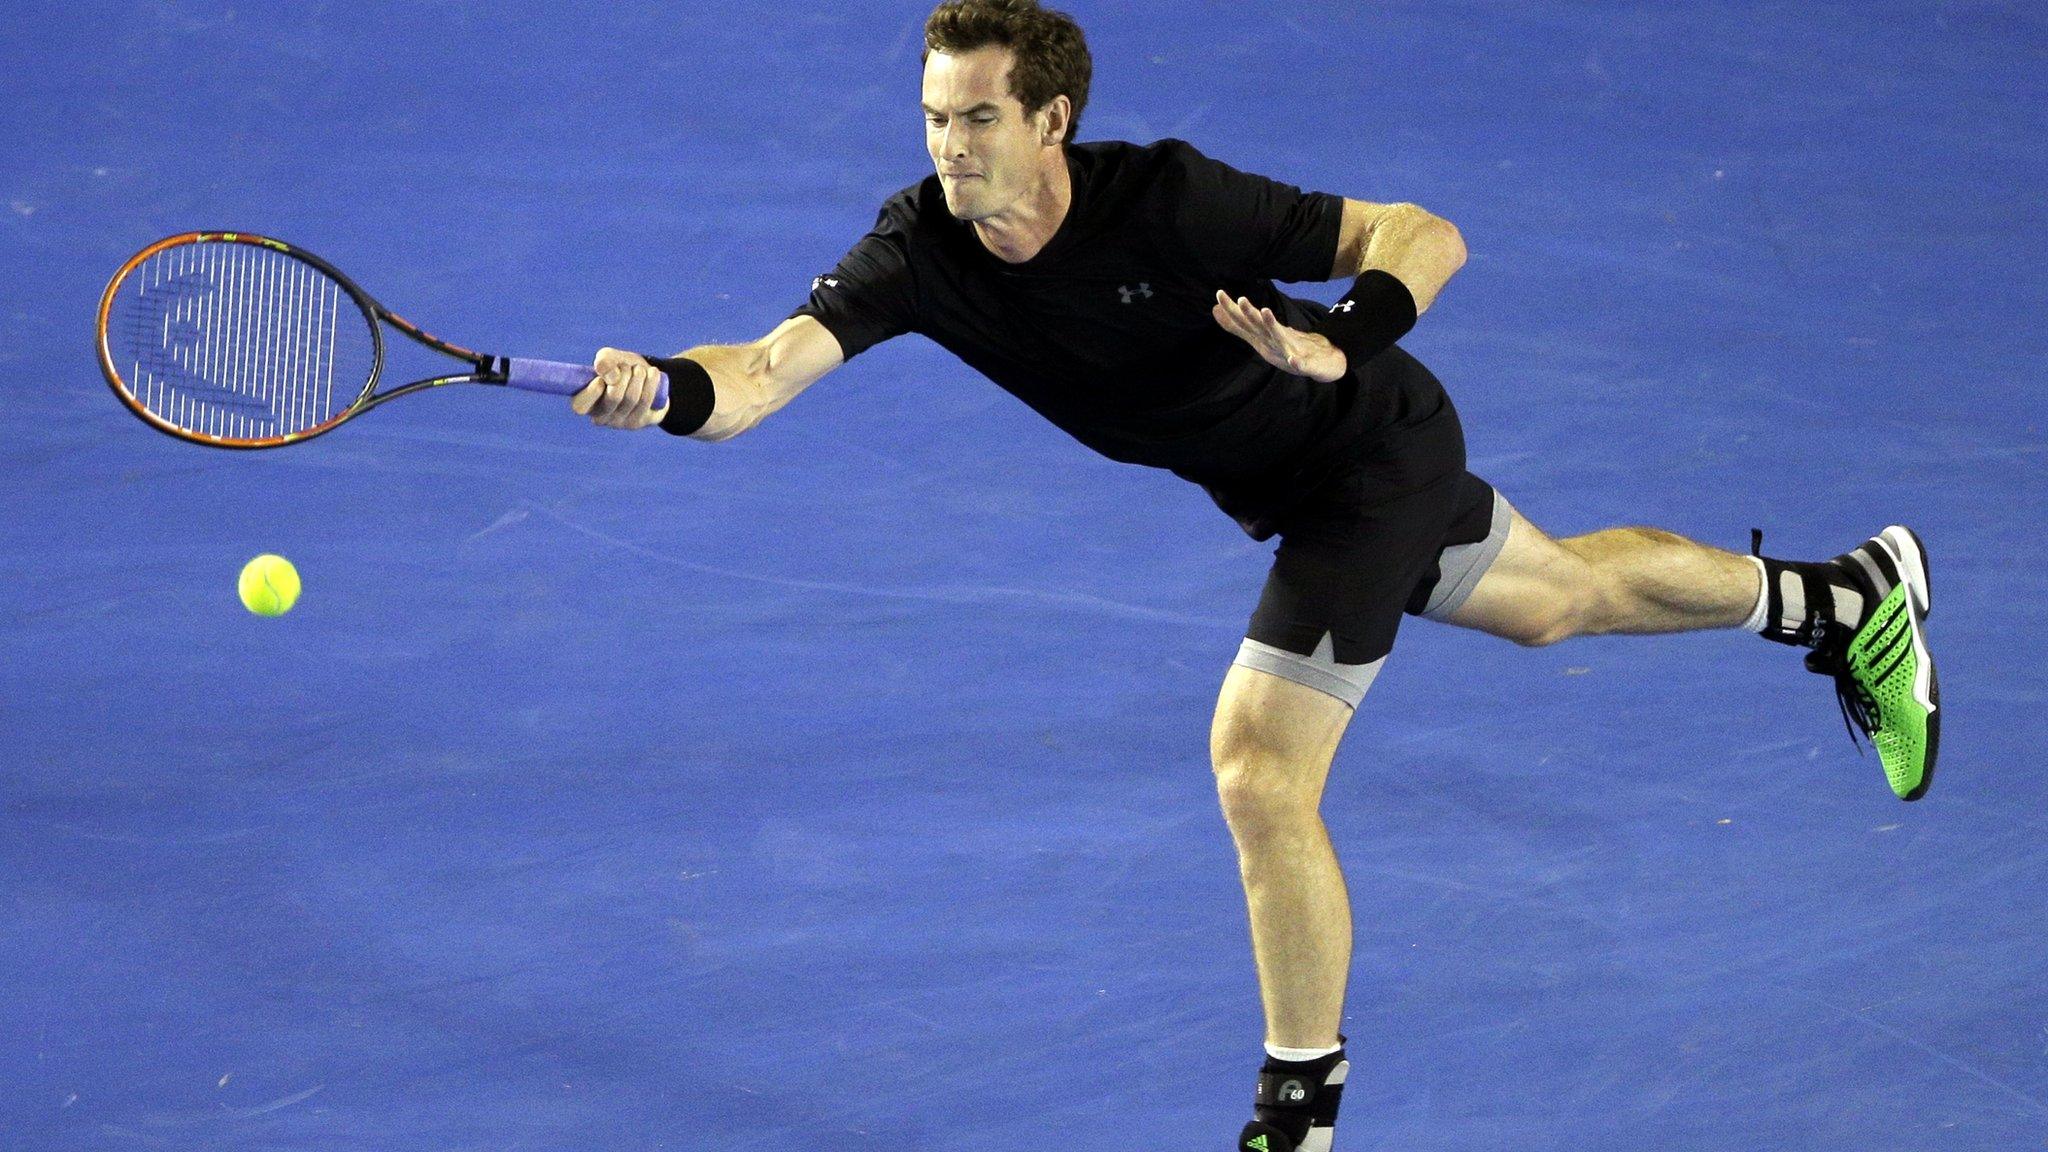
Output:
[97, 232, 671, 448]
[572, 347, 671, 431]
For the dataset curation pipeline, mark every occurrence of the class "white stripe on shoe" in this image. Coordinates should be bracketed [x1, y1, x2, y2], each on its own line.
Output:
[1876, 525, 1931, 616]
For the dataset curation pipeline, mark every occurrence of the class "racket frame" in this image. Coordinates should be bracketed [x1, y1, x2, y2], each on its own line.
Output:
[97, 231, 529, 449]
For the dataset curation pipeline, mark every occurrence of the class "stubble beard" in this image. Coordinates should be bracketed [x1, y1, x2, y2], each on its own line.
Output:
[945, 185, 989, 222]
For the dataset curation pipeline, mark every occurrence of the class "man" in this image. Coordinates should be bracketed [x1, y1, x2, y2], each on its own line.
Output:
[571, 2, 1940, 1148]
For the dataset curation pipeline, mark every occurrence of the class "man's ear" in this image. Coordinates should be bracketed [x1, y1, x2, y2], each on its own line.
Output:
[1039, 94, 1072, 145]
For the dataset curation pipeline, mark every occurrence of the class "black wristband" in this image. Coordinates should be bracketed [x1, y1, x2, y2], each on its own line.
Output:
[1313, 269, 1417, 370]
[648, 355, 718, 437]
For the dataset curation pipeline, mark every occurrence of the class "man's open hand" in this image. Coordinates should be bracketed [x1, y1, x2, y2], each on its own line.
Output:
[1212, 291, 1348, 383]
[571, 347, 671, 430]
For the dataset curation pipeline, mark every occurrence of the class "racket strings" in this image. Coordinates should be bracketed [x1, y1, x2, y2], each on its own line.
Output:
[109, 241, 375, 441]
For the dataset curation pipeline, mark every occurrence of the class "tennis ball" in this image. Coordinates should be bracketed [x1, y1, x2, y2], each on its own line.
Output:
[238, 554, 301, 617]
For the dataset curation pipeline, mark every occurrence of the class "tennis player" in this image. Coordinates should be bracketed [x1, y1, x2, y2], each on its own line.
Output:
[572, 3, 1940, 1147]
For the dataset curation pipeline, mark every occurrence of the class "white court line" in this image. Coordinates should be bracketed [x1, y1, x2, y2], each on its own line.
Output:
[526, 503, 1237, 629]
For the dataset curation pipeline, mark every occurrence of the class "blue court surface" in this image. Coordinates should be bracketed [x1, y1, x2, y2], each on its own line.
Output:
[5, 2, 2046, 1149]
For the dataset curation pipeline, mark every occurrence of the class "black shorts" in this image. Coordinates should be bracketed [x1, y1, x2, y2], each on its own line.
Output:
[1235, 367, 1512, 704]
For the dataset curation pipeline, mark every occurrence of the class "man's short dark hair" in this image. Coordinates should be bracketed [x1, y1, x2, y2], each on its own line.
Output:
[923, 0, 1092, 144]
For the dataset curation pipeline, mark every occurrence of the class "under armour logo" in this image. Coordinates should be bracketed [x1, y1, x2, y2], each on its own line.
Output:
[1331, 300, 1356, 313]
[811, 275, 841, 291]
[1117, 283, 1153, 304]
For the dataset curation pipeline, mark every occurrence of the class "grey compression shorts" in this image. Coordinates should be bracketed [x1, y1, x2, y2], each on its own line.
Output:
[1233, 474, 1516, 709]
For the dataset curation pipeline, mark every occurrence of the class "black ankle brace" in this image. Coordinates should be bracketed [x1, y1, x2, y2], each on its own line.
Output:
[1240, 1042, 1349, 1152]
[1751, 529, 1859, 648]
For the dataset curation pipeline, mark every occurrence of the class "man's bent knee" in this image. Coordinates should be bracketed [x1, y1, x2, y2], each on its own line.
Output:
[1214, 749, 1327, 835]
[1503, 588, 1600, 647]
[1210, 665, 1352, 837]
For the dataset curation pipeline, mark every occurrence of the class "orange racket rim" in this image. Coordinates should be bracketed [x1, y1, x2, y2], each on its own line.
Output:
[96, 231, 377, 449]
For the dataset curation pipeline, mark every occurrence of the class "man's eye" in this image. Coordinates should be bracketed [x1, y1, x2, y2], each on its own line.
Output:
[972, 116, 995, 125]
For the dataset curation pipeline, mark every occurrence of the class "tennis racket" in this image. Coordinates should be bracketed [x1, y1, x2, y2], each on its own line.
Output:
[96, 231, 667, 449]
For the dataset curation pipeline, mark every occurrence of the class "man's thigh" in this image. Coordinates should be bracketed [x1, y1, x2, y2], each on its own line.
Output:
[1211, 662, 1356, 798]
[1433, 503, 1593, 643]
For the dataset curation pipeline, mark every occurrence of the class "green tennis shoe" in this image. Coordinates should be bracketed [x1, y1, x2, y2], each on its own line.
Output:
[1806, 527, 1939, 800]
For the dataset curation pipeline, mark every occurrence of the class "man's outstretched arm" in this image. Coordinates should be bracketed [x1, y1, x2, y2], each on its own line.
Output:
[571, 315, 846, 437]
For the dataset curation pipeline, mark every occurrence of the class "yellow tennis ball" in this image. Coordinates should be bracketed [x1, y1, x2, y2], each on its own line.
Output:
[238, 554, 301, 617]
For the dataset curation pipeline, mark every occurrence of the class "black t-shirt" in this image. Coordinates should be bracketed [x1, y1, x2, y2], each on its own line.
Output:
[791, 138, 1449, 529]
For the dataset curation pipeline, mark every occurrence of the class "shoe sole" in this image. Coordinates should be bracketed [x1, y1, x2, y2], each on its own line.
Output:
[1875, 525, 1938, 801]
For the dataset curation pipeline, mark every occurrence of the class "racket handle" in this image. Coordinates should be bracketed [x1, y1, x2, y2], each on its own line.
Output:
[504, 357, 669, 409]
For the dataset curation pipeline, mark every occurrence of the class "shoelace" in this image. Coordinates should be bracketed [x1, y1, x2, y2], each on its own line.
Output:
[1755, 528, 1888, 755]
[1806, 638, 1878, 753]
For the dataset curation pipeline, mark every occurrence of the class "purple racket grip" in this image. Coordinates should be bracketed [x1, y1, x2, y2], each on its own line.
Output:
[504, 358, 668, 409]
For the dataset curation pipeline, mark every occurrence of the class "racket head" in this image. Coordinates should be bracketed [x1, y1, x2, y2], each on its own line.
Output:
[97, 232, 384, 449]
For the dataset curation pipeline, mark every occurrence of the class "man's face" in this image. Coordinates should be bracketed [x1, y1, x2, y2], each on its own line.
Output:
[922, 46, 1054, 221]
